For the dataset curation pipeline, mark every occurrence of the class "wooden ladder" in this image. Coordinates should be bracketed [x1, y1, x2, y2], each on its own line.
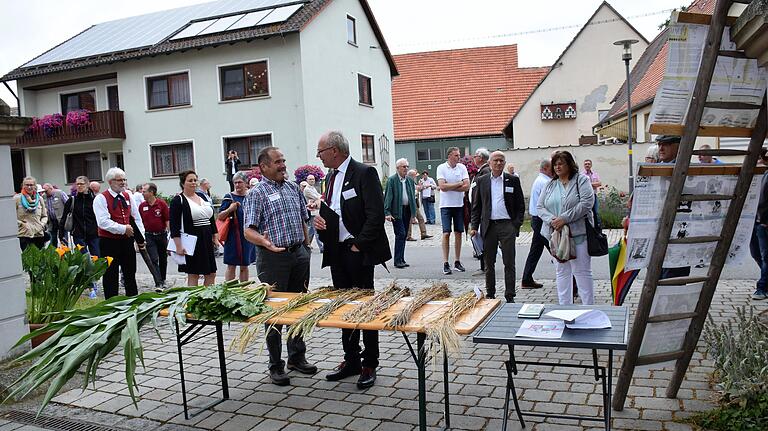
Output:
[612, 0, 768, 410]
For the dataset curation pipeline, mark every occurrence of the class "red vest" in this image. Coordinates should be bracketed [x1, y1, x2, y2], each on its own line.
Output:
[98, 191, 132, 239]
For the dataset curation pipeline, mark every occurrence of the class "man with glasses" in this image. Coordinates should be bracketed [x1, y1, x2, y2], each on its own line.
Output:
[314, 131, 391, 389]
[42, 183, 68, 247]
[140, 183, 169, 290]
[93, 167, 146, 298]
[384, 158, 417, 268]
[16, 176, 48, 250]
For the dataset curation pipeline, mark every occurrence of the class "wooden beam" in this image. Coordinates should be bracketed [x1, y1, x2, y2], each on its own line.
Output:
[676, 11, 739, 26]
[667, 235, 721, 244]
[24, 73, 117, 91]
[648, 312, 698, 323]
[680, 194, 733, 201]
[637, 164, 768, 176]
[657, 276, 710, 286]
[636, 350, 686, 366]
[692, 149, 750, 156]
[649, 123, 754, 137]
[703, 101, 762, 110]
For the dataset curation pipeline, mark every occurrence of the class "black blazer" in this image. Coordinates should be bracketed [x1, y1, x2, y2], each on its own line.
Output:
[225, 158, 241, 181]
[169, 192, 218, 238]
[470, 163, 492, 203]
[319, 158, 391, 268]
[470, 172, 525, 238]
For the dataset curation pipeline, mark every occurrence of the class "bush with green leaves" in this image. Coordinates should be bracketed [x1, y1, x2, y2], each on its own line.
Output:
[23, 245, 110, 324]
[596, 185, 629, 229]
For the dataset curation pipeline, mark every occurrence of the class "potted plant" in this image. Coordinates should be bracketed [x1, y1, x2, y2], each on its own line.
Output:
[22, 245, 111, 346]
[293, 164, 325, 184]
[65, 110, 90, 130]
[38, 113, 64, 137]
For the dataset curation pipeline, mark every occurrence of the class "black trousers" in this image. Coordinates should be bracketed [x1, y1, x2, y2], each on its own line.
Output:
[145, 232, 168, 284]
[48, 218, 61, 247]
[522, 216, 549, 283]
[484, 220, 517, 302]
[19, 236, 46, 251]
[330, 243, 378, 369]
[257, 245, 311, 370]
[100, 237, 138, 298]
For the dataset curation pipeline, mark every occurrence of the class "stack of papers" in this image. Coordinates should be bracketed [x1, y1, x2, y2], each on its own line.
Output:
[515, 320, 565, 339]
[518, 304, 545, 318]
[543, 309, 612, 329]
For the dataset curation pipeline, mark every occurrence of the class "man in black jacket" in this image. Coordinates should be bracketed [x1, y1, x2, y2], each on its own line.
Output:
[750, 150, 768, 300]
[469, 151, 525, 302]
[225, 150, 241, 191]
[470, 148, 491, 275]
[62, 175, 99, 256]
[314, 131, 391, 389]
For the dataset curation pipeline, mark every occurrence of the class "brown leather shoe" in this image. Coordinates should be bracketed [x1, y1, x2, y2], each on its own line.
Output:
[357, 367, 377, 389]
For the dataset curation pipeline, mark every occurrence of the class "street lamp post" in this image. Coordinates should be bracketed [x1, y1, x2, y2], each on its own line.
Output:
[614, 39, 639, 194]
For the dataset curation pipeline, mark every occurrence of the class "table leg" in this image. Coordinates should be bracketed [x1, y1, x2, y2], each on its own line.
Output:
[175, 319, 190, 420]
[504, 345, 525, 429]
[443, 348, 450, 429]
[607, 350, 614, 431]
[215, 321, 230, 400]
[417, 332, 427, 431]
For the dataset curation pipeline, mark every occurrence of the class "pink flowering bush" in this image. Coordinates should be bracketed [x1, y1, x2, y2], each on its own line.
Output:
[293, 165, 325, 184]
[460, 155, 478, 178]
[245, 166, 262, 182]
[39, 113, 64, 136]
[65, 110, 90, 128]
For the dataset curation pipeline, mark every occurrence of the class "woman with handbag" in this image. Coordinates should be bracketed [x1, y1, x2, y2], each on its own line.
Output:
[62, 176, 99, 256]
[218, 172, 255, 282]
[537, 151, 596, 305]
[170, 170, 218, 287]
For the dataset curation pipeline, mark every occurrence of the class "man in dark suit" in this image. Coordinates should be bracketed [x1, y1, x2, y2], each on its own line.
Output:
[225, 150, 241, 191]
[470, 151, 525, 303]
[313, 131, 391, 389]
[469, 148, 492, 276]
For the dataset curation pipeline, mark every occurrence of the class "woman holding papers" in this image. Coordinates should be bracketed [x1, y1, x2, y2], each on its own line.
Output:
[170, 170, 219, 286]
[537, 151, 595, 305]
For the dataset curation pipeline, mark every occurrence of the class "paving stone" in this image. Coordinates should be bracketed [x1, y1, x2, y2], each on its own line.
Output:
[345, 417, 381, 431]
[249, 419, 288, 431]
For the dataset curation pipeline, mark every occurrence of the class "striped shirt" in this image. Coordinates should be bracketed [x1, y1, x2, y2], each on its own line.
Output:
[244, 177, 308, 248]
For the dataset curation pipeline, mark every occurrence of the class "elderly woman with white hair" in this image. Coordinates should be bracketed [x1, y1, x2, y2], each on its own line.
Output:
[383, 158, 417, 268]
[218, 171, 256, 281]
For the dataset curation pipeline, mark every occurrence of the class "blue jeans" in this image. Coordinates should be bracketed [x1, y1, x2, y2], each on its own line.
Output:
[392, 205, 411, 265]
[750, 223, 768, 292]
[423, 200, 436, 224]
[440, 207, 465, 233]
[74, 236, 100, 257]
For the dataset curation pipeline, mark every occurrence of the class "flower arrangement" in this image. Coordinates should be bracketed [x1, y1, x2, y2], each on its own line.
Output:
[65, 110, 90, 128]
[293, 164, 325, 184]
[245, 166, 262, 182]
[25, 114, 64, 137]
[23, 245, 111, 324]
[460, 155, 478, 178]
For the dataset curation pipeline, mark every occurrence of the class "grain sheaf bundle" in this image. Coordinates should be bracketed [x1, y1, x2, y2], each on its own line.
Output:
[343, 282, 410, 324]
[286, 289, 369, 340]
[426, 291, 482, 360]
[387, 282, 451, 328]
[232, 286, 337, 352]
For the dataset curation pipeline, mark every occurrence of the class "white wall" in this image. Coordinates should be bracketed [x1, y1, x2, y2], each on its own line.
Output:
[25, 140, 122, 187]
[512, 4, 649, 149]
[299, 0, 396, 178]
[22, 77, 118, 117]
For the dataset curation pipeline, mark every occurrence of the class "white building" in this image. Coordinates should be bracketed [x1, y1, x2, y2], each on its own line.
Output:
[2, 0, 398, 195]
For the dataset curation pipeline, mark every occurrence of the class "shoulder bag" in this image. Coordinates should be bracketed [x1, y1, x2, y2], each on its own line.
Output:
[576, 176, 608, 257]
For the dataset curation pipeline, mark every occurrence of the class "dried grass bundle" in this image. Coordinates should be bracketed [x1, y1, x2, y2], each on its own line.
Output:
[426, 291, 481, 360]
[343, 282, 410, 324]
[387, 282, 451, 328]
[231, 286, 336, 352]
[286, 289, 369, 340]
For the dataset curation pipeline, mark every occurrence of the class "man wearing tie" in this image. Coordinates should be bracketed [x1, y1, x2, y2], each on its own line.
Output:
[313, 131, 391, 389]
[469, 151, 525, 303]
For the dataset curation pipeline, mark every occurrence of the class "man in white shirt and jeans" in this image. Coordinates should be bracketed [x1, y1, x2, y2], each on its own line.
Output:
[419, 171, 437, 224]
[521, 159, 552, 289]
[436, 147, 470, 275]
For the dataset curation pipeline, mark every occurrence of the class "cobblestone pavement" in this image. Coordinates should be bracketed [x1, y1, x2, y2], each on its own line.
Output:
[0, 274, 760, 431]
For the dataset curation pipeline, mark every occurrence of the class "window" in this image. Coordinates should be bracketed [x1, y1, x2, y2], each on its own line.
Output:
[60, 90, 96, 114]
[347, 15, 357, 45]
[220, 61, 269, 100]
[417, 148, 442, 161]
[598, 109, 610, 122]
[358, 73, 372, 106]
[107, 86, 120, 110]
[644, 113, 651, 142]
[65, 152, 101, 183]
[151, 142, 194, 177]
[361, 134, 375, 163]
[147, 72, 190, 109]
[224, 134, 272, 167]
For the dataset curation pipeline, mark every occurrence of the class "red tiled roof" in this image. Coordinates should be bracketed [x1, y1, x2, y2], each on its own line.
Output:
[392, 45, 548, 141]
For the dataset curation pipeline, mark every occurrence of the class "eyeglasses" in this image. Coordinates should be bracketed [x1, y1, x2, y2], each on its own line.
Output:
[112, 178, 127, 182]
[23, 184, 36, 188]
[316, 147, 334, 157]
[75, 183, 86, 186]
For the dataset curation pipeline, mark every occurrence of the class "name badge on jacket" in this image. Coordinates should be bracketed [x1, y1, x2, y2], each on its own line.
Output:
[268, 192, 281, 202]
[505, 186, 514, 194]
[342, 188, 357, 200]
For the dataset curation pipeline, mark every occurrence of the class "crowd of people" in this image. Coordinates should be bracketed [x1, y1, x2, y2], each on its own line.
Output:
[14, 131, 768, 388]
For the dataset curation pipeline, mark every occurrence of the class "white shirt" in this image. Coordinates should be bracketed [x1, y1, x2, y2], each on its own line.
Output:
[188, 196, 214, 227]
[420, 177, 435, 198]
[529, 172, 551, 216]
[490, 173, 511, 220]
[130, 190, 145, 209]
[93, 189, 146, 237]
[330, 155, 353, 241]
[400, 176, 409, 205]
[436, 162, 469, 208]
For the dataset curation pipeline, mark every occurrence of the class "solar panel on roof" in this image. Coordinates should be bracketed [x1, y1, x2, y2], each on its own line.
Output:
[257, 3, 303, 26]
[23, 0, 307, 67]
[227, 9, 273, 30]
[171, 20, 218, 40]
[199, 14, 245, 35]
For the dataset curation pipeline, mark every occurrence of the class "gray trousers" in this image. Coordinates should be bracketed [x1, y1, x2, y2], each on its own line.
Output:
[483, 220, 517, 302]
[257, 244, 311, 370]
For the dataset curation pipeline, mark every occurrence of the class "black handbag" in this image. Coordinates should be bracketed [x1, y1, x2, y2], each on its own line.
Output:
[576, 177, 608, 257]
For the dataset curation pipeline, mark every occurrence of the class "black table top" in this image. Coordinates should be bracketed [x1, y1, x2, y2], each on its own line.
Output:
[473, 303, 629, 350]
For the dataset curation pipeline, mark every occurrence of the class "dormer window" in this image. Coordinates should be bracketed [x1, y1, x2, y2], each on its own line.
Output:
[347, 15, 357, 45]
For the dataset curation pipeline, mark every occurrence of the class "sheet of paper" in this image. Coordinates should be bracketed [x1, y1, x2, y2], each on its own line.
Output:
[544, 309, 591, 322]
[170, 252, 186, 265]
[565, 310, 612, 329]
[166, 232, 197, 256]
[650, 283, 703, 316]
[515, 320, 565, 339]
[639, 318, 691, 357]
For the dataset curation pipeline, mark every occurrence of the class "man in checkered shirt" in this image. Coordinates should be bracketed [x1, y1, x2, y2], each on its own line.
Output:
[244, 146, 316, 386]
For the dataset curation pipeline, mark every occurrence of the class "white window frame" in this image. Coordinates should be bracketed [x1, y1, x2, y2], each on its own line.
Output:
[62, 149, 104, 184]
[346, 14, 357, 46]
[361, 132, 376, 164]
[147, 139, 196, 179]
[357, 72, 373, 107]
[57, 87, 98, 114]
[220, 131, 275, 170]
[216, 58, 272, 103]
[143, 69, 193, 112]
[105, 84, 119, 111]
